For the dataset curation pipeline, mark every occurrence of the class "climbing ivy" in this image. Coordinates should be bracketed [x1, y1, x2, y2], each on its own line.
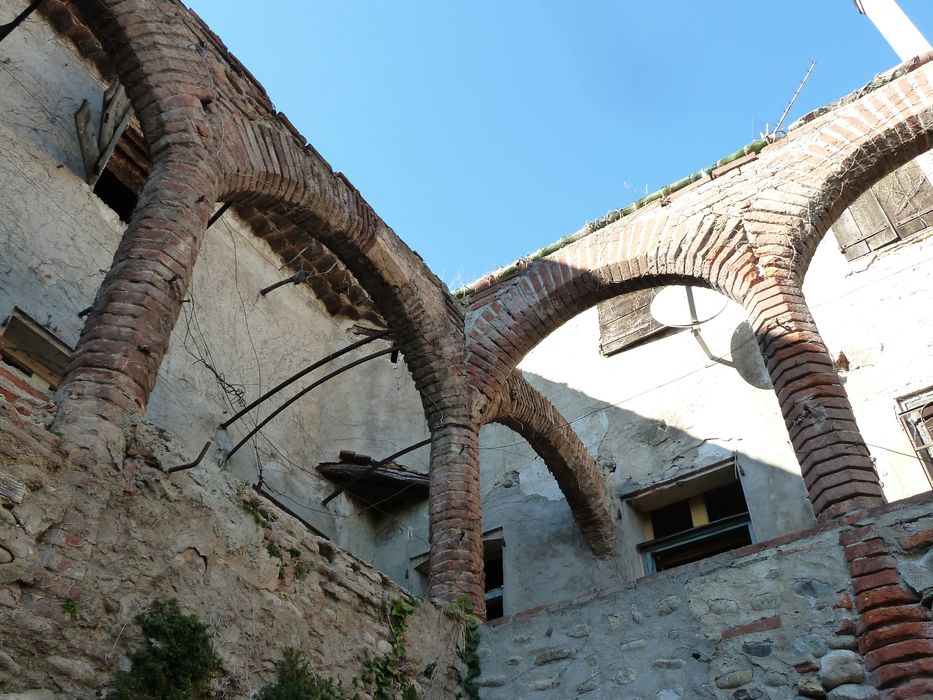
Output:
[448, 598, 480, 700]
[107, 599, 222, 700]
[357, 597, 419, 700]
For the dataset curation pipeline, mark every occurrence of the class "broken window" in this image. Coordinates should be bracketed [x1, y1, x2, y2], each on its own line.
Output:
[0, 307, 72, 391]
[75, 79, 149, 223]
[832, 158, 933, 261]
[93, 167, 139, 223]
[896, 387, 933, 488]
[483, 534, 505, 620]
[625, 458, 754, 574]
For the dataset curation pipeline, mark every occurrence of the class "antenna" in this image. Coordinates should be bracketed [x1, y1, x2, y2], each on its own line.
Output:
[772, 60, 817, 137]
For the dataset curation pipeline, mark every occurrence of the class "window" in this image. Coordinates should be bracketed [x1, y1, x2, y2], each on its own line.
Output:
[625, 458, 754, 574]
[832, 157, 933, 261]
[93, 167, 139, 223]
[483, 535, 504, 620]
[0, 307, 72, 391]
[896, 387, 933, 487]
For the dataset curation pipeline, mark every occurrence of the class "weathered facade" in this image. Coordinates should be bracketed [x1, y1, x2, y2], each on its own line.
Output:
[4, 0, 933, 697]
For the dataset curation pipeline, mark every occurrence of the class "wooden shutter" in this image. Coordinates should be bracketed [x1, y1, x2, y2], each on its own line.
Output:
[597, 288, 667, 356]
[874, 159, 933, 239]
[833, 157, 933, 261]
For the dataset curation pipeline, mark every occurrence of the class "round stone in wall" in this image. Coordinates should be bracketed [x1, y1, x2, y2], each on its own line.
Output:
[819, 650, 865, 690]
[826, 684, 879, 700]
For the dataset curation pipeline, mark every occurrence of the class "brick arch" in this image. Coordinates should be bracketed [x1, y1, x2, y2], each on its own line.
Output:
[464, 56, 933, 522]
[52, 0, 933, 611]
[483, 372, 615, 556]
[217, 123, 489, 609]
[55, 0, 225, 452]
[55, 0, 487, 611]
[466, 56, 933, 395]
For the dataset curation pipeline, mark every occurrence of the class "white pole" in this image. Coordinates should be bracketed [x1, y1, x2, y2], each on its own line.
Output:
[855, 0, 933, 182]
[856, 0, 932, 62]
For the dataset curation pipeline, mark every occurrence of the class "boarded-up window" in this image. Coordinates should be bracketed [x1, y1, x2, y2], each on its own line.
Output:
[597, 288, 667, 357]
[832, 158, 933, 261]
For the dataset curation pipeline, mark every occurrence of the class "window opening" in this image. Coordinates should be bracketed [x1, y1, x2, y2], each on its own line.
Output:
[832, 157, 933, 261]
[483, 536, 504, 620]
[0, 307, 73, 391]
[625, 457, 754, 574]
[93, 168, 138, 223]
[896, 387, 933, 487]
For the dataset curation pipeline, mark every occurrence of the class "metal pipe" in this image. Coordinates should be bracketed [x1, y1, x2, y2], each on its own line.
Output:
[260, 270, 309, 296]
[165, 440, 212, 474]
[207, 202, 232, 229]
[253, 483, 329, 539]
[321, 438, 432, 506]
[219, 329, 391, 429]
[0, 0, 43, 44]
[223, 346, 395, 463]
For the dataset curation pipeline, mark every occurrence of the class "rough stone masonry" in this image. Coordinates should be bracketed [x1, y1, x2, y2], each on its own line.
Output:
[4, 0, 933, 696]
[43, 0, 933, 613]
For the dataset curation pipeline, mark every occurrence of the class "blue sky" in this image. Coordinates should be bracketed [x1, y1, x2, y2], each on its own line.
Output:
[187, 1, 933, 289]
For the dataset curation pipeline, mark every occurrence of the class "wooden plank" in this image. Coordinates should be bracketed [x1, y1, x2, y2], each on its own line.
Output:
[598, 288, 667, 356]
[831, 209, 870, 261]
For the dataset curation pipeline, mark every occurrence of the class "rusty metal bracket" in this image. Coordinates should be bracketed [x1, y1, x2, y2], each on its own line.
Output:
[222, 346, 395, 463]
[260, 270, 311, 296]
[165, 440, 212, 474]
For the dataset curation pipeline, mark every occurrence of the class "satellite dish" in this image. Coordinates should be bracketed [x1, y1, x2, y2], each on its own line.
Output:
[649, 286, 728, 328]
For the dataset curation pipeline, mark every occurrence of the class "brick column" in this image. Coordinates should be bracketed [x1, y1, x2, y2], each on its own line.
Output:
[54, 157, 219, 458]
[428, 422, 485, 617]
[842, 523, 933, 698]
[745, 278, 884, 520]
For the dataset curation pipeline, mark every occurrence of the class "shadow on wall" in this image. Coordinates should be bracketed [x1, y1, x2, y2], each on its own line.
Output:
[472, 353, 816, 616]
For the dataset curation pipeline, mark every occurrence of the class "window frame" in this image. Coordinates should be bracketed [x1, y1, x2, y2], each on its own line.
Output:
[896, 387, 933, 488]
[623, 456, 756, 575]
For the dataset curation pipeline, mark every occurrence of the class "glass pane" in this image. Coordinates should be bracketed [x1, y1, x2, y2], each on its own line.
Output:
[650, 499, 693, 538]
[651, 524, 752, 572]
[704, 481, 749, 522]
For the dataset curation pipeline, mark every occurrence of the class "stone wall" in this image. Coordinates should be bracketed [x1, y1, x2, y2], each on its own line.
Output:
[0, 390, 463, 699]
[0, 6, 431, 564]
[474, 492, 933, 699]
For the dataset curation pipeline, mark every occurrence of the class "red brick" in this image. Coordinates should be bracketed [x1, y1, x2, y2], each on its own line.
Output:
[848, 554, 897, 578]
[860, 621, 933, 653]
[853, 569, 902, 596]
[840, 525, 881, 547]
[856, 585, 920, 614]
[871, 656, 933, 689]
[864, 638, 933, 671]
[721, 615, 782, 640]
[857, 604, 930, 634]
[886, 677, 933, 700]
[901, 529, 933, 552]
[844, 538, 887, 562]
